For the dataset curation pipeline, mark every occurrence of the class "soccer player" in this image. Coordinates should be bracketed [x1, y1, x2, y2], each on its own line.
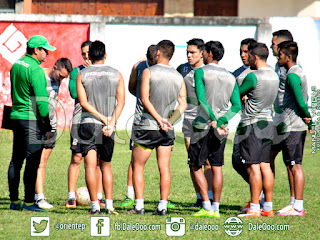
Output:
[177, 38, 213, 207]
[66, 41, 105, 209]
[77, 40, 125, 214]
[232, 38, 265, 212]
[237, 42, 279, 217]
[127, 40, 187, 215]
[269, 30, 297, 213]
[276, 41, 313, 216]
[8, 35, 55, 211]
[35, 58, 73, 209]
[120, 45, 157, 208]
[189, 41, 241, 218]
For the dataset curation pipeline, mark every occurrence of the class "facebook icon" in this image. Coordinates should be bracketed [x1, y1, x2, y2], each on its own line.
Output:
[91, 217, 110, 236]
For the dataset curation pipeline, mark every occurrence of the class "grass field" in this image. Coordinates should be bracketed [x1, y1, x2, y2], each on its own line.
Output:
[0, 129, 319, 239]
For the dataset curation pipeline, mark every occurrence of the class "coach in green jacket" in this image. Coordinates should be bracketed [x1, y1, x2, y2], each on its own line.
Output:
[8, 35, 56, 211]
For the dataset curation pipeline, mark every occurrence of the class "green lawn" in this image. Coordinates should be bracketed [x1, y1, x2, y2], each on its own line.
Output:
[0, 129, 319, 239]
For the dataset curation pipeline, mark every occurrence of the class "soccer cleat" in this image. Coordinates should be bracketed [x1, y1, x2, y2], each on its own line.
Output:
[88, 210, 100, 215]
[98, 199, 106, 208]
[238, 208, 261, 217]
[192, 208, 215, 217]
[36, 199, 53, 209]
[277, 208, 305, 217]
[22, 203, 48, 212]
[240, 201, 251, 212]
[213, 211, 220, 218]
[191, 199, 202, 208]
[167, 201, 176, 209]
[10, 201, 22, 210]
[106, 208, 119, 215]
[261, 209, 274, 217]
[120, 196, 135, 207]
[66, 198, 77, 209]
[277, 204, 293, 214]
[126, 208, 145, 215]
[153, 208, 167, 216]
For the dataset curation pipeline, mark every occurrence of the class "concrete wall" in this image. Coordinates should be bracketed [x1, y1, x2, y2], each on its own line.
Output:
[0, 14, 319, 133]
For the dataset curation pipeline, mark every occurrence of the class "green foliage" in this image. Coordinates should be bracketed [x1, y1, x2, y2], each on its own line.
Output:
[0, 130, 319, 239]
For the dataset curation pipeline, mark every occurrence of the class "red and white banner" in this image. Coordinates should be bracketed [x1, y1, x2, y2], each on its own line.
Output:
[0, 22, 90, 129]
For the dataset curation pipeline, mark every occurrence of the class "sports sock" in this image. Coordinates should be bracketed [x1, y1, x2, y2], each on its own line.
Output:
[135, 199, 144, 210]
[196, 193, 201, 200]
[127, 186, 135, 199]
[293, 200, 303, 212]
[211, 202, 220, 211]
[263, 202, 273, 212]
[250, 203, 260, 212]
[157, 200, 167, 211]
[91, 201, 100, 212]
[208, 190, 213, 200]
[106, 199, 113, 210]
[68, 192, 76, 200]
[290, 196, 295, 205]
[97, 193, 103, 200]
[202, 201, 211, 211]
[35, 193, 44, 201]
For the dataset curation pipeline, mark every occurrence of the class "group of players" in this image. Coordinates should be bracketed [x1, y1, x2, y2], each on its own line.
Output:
[8, 29, 313, 218]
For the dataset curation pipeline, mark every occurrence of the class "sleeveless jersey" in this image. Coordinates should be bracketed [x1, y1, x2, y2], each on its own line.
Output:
[80, 64, 119, 125]
[233, 65, 253, 86]
[134, 64, 183, 130]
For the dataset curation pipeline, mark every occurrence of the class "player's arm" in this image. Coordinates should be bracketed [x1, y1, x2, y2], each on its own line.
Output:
[168, 79, 187, 125]
[128, 63, 138, 96]
[76, 72, 108, 126]
[69, 67, 79, 99]
[217, 82, 241, 128]
[239, 72, 257, 98]
[103, 72, 125, 137]
[194, 68, 216, 121]
[141, 68, 172, 131]
[287, 73, 313, 129]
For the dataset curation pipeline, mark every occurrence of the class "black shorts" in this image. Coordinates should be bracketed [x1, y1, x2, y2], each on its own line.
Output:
[239, 123, 273, 165]
[70, 124, 81, 154]
[79, 123, 114, 162]
[43, 130, 57, 149]
[188, 128, 226, 167]
[132, 129, 174, 150]
[271, 131, 306, 166]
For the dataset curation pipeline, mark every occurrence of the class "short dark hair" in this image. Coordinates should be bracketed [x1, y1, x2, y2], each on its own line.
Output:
[89, 40, 105, 63]
[156, 40, 175, 59]
[55, 58, 73, 73]
[146, 44, 157, 62]
[278, 41, 298, 62]
[272, 29, 293, 42]
[187, 38, 205, 51]
[241, 38, 257, 46]
[248, 42, 269, 61]
[26, 47, 35, 55]
[205, 41, 224, 61]
[81, 40, 92, 49]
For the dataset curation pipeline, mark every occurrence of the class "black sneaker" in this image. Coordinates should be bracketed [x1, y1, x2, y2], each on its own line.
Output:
[126, 208, 145, 215]
[106, 208, 119, 215]
[153, 208, 167, 216]
[191, 199, 202, 208]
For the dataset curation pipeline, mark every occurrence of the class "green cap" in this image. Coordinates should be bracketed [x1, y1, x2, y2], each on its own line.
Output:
[27, 35, 56, 51]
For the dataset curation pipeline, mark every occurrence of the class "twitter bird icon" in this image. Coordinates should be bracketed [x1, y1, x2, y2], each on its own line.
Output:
[31, 217, 50, 236]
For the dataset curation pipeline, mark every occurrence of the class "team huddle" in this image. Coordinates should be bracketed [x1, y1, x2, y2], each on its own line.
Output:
[8, 30, 313, 218]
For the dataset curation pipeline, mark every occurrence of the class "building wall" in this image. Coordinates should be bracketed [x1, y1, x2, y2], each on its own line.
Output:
[0, 14, 319, 134]
[239, 0, 320, 18]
